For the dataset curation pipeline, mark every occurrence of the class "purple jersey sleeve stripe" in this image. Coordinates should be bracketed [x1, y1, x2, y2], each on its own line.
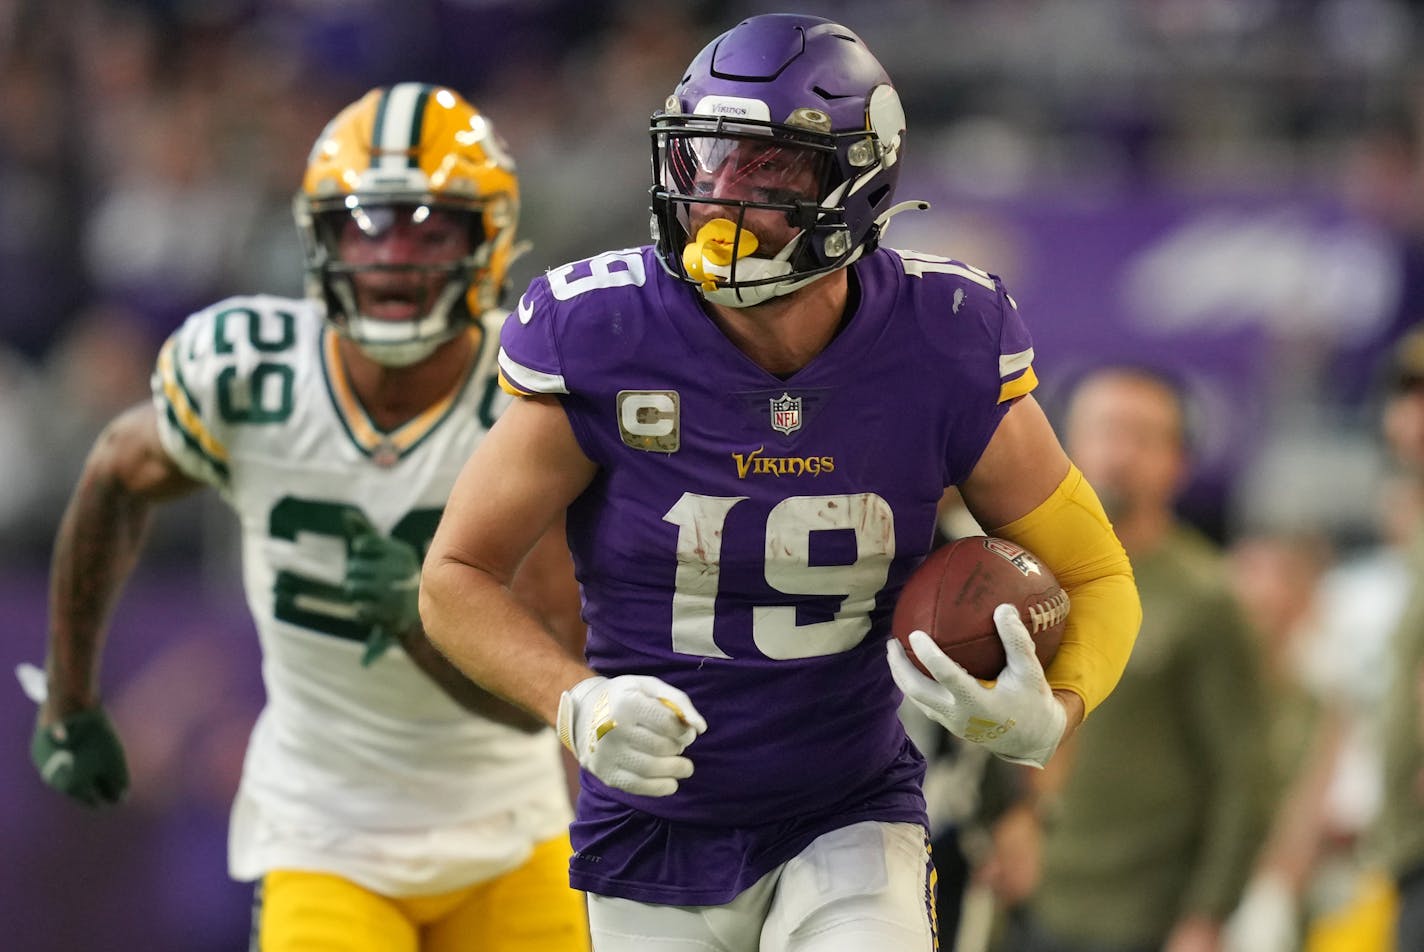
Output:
[497, 347, 567, 395]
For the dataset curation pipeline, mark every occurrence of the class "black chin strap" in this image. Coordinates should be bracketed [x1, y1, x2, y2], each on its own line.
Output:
[834, 265, 862, 339]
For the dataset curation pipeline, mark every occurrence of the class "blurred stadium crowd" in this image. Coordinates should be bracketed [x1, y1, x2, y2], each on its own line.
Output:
[4, 0, 1424, 950]
[2, 0, 1423, 561]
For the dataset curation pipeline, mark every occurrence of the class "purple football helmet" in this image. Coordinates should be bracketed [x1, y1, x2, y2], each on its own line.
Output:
[650, 14, 915, 307]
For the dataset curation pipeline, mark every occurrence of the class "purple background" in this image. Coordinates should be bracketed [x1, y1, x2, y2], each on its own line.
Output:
[890, 183, 1405, 536]
[1, 570, 261, 952]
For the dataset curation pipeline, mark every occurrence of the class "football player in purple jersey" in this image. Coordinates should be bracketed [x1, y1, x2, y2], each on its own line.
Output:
[422, 14, 1141, 950]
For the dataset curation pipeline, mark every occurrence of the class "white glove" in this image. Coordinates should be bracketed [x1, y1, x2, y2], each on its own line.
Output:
[1223, 874, 1299, 952]
[887, 603, 1067, 768]
[556, 675, 707, 797]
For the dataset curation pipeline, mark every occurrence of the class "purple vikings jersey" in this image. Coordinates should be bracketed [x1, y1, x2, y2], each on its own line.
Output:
[499, 245, 1037, 904]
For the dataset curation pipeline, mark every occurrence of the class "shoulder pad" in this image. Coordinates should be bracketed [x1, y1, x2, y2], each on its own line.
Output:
[499, 248, 656, 397]
[151, 295, 315, 484]
[887, 249, 1036, 404]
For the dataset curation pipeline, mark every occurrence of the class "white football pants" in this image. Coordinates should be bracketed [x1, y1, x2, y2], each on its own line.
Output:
[586, 820, 936, 951]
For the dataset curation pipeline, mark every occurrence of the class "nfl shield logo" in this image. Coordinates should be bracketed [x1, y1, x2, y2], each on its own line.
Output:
[983, 537, 1042, 576]
[770, 392, 802, 434]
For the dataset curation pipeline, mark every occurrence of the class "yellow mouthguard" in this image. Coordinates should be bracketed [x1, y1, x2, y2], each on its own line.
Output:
[682, 219, 759, 291]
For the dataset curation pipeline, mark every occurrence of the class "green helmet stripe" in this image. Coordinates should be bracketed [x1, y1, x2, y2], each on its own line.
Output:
[370, 88, 391, 168]
[371, 83, 432, 172]
[405, 85, 431, 168]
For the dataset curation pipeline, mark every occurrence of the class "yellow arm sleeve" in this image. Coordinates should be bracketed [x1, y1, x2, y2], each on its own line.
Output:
[990, 464, 1141, 714]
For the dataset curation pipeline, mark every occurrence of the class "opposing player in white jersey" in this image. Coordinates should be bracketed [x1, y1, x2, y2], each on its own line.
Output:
[24, 83, 591, 952]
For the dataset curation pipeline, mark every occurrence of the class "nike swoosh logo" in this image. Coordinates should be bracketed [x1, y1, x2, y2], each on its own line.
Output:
[42, 750, 74, 782]
[516, 295, 534, 325]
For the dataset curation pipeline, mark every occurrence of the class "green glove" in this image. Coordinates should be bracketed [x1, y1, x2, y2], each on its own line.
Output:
[31, 707, 130, 808]
[342, 513, 421, 667]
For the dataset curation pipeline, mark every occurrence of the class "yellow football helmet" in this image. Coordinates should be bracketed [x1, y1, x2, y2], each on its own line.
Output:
[295, 83, 521, 366]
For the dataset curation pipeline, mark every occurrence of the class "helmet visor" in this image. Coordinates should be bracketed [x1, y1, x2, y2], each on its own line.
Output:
[661, 134, 833, 262]
[665, 135, 828, 211]
[313, 202, 485, 272]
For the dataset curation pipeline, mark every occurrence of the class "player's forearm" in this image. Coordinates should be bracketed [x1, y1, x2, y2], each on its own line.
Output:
[510, 517, 587, 660]
[991, 465, 1141, 714]
[45, 463, 156, 716]
[420, 557, 593, 726]
[1052, 688, 1085, 742]
[1041, 571, 1141, 714]
[44, 406, 200, 718]
[397, 624, 546, 731]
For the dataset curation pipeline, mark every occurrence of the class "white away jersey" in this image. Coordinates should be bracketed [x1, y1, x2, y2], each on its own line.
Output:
[152, 295, 569, 895]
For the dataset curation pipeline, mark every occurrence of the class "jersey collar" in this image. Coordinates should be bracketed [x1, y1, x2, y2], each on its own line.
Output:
[320, 326, 484, 465]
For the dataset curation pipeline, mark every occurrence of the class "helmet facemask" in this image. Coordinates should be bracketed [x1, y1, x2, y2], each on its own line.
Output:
[648, 15, 918, 308]
[295, 83, 521, 367]
[652, 119, 848, 307]
[297, 196, 493, 367]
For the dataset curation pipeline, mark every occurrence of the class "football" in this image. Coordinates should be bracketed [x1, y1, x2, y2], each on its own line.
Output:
[892, 536, 1069, 680]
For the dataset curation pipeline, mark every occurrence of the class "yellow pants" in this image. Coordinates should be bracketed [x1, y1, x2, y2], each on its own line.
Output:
[254, 833, 590, 952]
[1305, 871, 1398, 952]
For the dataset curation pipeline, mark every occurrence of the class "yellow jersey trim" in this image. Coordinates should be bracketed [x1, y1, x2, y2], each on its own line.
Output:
[156, 337, 230, 464]
[321, 327, 482, 460]
[998, 365, 1039, 404]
